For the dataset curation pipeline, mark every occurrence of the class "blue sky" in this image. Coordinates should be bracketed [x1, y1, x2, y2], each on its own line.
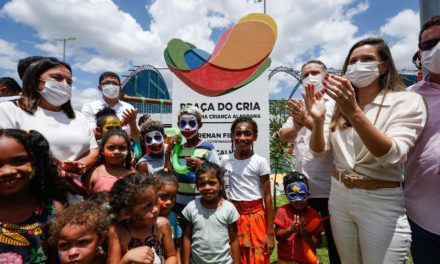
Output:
[0, 0, 421, 108]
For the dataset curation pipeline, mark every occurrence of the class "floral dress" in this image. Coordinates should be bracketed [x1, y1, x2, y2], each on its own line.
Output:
[0, 200, 56, 264]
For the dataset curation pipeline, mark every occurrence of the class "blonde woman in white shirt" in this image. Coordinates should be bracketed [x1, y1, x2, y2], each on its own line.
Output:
[302, 38, 426, 263]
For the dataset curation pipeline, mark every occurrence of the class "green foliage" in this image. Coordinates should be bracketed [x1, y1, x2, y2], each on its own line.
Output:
[269, 99, 293, 174]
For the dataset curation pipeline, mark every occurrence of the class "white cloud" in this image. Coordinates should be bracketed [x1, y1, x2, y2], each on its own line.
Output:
[0, 39, 27, 72]
[380, 9, 420, 70]
[71, 87, 99, 111]
[73, 57, 128, 74]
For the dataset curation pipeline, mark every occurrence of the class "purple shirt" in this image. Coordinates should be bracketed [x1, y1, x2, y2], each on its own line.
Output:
[405, 79, 440, 235]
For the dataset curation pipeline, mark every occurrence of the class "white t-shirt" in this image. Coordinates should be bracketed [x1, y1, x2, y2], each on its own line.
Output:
[220, 153, 271, 201]
[81, 97, 135, 135]
[0, 101, 97, 161]
[282, 97, 335, 198]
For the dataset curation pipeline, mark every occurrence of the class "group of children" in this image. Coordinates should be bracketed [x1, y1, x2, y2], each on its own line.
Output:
[0, 105, 324, 264]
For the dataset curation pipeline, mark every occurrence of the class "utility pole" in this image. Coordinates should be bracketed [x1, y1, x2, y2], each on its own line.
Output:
[55, 37, 76, 62]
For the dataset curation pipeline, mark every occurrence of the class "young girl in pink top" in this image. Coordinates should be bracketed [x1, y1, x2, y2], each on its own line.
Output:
[84, 129, 135, 193]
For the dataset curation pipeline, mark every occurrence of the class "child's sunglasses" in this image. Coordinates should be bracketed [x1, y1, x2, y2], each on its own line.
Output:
[419, 37, 440, 51]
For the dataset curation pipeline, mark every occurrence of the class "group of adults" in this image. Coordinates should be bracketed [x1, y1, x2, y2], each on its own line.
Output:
[279, 15, 440, 263]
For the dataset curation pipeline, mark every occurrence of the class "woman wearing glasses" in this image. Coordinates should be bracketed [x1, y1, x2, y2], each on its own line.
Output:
[0, 57, 98, 203]
[303, 38, 426, 263]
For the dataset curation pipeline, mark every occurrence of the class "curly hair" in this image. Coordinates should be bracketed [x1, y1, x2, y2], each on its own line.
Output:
[0, 129, 61, 201]
[230, 115, 258, 136]
[95, 106, 118, 129]
[19, 57, 74, 118]
[98, 129, 132, 169]
[109, 172, 161, 221]
[48, 201, 109, 247]
[140, 119, 165, 140]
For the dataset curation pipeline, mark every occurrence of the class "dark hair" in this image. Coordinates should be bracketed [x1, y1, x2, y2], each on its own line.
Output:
[109, 172, 161, 221]
[419, 15, 440, 42]
[153, 169, 178, 187]
[230, 116, 258, 136]
[99, 129, 132, 169]
[283, 171, 309, 191]
[195, 161, 223, 185]
[140, 120, 165, 140]
[331, 37, 405, 131]
[17, 56, 44, 80]
[0, 77, 21, 94]
[0, 129, 61, 201]
[138, 114, 151, 126]
[300, 60, 328, 75]
[95, 106, 118, 129]
[19, 57, 75, 119]
[99, 71, 120, 85]
[48, 201, 109, 247]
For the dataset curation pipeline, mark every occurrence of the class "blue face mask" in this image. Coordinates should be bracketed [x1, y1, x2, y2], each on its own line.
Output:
[286, 182, 309, 201]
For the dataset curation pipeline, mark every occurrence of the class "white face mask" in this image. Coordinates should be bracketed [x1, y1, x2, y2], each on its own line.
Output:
[39, 79, 72, 106]
[102, 84, 120, 99]
[302, 74, 323, 91]
[346, 61, 380, 88]
[421, 42, 440, 74]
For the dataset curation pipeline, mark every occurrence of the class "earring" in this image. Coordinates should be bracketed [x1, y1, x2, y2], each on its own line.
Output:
[96, 245, 105, 255]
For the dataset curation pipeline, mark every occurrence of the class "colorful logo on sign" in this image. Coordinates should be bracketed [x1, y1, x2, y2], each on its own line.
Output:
[164, 13, 277, 97]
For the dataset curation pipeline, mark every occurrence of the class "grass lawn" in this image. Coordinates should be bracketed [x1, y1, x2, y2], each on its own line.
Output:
[270, 195, 413, 264]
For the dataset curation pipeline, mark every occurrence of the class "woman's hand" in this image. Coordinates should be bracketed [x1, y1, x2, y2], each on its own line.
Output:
[302, 83, 326, 121]
[322, 74, 361, 119]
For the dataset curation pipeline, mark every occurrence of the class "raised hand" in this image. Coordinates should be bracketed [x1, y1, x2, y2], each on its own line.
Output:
[122, 108, 138, 126]
[302, 83, 326, 121]
[288, 99, 308, 127]
[322, 74, 360, 119]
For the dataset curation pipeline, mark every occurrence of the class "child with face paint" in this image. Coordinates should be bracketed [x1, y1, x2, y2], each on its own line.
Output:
[155, 170, 182, 263]
[49, 201, 108, 264]
[219, 116, 274, 264]
[107, 173, 177, 264]
[274, 177, 323, 264]
[182, 161, 240, 264]
[169, 106, 220, 214]
[136, 120, 170, 175]
[94, 106, 122, 143]
[0, 129, 64, 263]
[84, 129, 135, 193]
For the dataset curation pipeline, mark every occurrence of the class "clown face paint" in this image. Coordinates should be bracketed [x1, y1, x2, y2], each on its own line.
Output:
[178, 114, 199, 139]
[286, 182, 309, 201]
[102, 117, 121, 134]
[144, 130, 164, 154]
